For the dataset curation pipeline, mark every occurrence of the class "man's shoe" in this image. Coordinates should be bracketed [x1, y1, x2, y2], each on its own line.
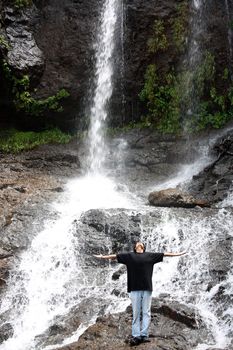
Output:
[129, 337, 141, 346]
[140, 336, 151, 343]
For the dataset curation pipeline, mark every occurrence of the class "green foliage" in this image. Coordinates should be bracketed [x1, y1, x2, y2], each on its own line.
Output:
[0, 128, 72, 153]
[230, 20, 233, 30]
[185, 102, 231, 132]
[210, 87, 226, 111]
[184, 71, 233, 132]
[1, 60, 70, 116]
[147, 20, 168, 54]
[193, 51, 215, 97]
[170, 1, 189, 52]
[0, 35, 10, 50]
[13, 0, 32, 9]
[139, 49, 233, 133]
[139, 64, 181, 133]
[223, 68, 229, 80]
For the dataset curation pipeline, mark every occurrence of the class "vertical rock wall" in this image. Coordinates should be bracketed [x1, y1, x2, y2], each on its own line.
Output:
[0, 0, 232, 130]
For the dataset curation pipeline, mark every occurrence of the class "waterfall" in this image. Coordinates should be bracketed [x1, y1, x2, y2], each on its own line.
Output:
[139, 207, 233, 350]
[0, 1, 132, 350]
[87, 0, 119, 173]
[181, 0, 206, 122]
[0, 1, 233, 350]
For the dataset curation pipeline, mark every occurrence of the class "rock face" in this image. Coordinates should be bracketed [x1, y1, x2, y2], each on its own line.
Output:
[74, 208, 141, 265]
[188, 129, 233, 204]
[148, 188, 210, 208]
[0, 0, 102, 129]
[0, 0, 232, 129]
[53, 297, 208, 350]
[122, 0, 231, 122]
[122, 0, 182, 122]
[0, 141, 80, 291]
[4, 5, 44, 77]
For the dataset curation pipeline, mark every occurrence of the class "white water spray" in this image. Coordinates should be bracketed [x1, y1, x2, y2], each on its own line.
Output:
[139, 207, 233, 349]
[87, 0, 118, 173]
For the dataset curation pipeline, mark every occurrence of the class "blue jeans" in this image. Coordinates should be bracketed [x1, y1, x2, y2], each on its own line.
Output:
[130, 290, 152, 338]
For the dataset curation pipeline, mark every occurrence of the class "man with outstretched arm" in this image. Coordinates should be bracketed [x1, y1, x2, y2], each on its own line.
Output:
[94, 241, 186, 347]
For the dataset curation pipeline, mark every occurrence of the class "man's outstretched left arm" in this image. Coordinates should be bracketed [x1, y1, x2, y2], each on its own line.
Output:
[164, 251, 186, 257]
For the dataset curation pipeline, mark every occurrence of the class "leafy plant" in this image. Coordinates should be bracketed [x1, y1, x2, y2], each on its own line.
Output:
[13, 0, 32, 9]
[147, 20, 168, 54]
[0, 128, 72, 153]
[0, 35, 10, 50]
[193, 51, 215, 97]
[170, 1, 189, 52]
[1, 60, 70, 116]
[139, 64, 181, 133]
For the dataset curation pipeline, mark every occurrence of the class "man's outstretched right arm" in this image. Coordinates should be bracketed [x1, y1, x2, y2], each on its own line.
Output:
[93, 254, 117, 260]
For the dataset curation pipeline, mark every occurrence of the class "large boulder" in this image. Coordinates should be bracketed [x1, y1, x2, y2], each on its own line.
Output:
[74, 209, 141, 265]
[148, 188, 210, 208]
[53, 297, 208, 350]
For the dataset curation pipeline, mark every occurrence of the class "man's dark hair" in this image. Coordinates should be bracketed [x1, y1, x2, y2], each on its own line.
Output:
[133, 242, 146, 253]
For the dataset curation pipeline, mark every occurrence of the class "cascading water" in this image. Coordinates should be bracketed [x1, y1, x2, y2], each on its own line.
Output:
[87, 0, 118, 173]
[181, 0, 206, 122]
[0, 0, 133, 349]
[0, 1, 233, 350]
[139, 207, 233, 349]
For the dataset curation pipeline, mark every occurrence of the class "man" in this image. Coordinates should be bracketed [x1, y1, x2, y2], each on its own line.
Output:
[94, 242, 186, 346]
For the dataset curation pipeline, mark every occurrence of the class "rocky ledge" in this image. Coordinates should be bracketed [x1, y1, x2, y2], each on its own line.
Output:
[54, 297, 208, 350]
[0, 140, 80, 289]
[148, 188, 210, 208]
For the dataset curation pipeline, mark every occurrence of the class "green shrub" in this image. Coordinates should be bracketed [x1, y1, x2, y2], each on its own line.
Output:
[13, 0, 32, 9]
[193, 51, 215, 97]
[1, 60, 70, 116]
[147, 20, 168, 54]
[170, 1, 189, 52]
[0, 35, 10, 50]
[139, 64, 181, 133]
[0, 128, 72, 153]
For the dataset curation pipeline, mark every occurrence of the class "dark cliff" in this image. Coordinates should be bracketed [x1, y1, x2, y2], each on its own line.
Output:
[0, 0, 232, 130]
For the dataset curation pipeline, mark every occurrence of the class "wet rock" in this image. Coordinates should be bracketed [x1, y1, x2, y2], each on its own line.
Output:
[0, 248, 13, 259]
[35, 298, 106, 348]
[0, 142, 81, 292]
[209, 234, 233, 281]
[104, 129, 202, 197]
[75, 209, 141, 262]
[0, 257, 13, 289]
[54, 298, 208, 350]
[112, 266, 125, 281]
[151, 299, 201, 329]
[0, 322, 14, 344]
[188, 129, 233, 204]
[4, 5, 44, 78]
[148, 188, 210, 208]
